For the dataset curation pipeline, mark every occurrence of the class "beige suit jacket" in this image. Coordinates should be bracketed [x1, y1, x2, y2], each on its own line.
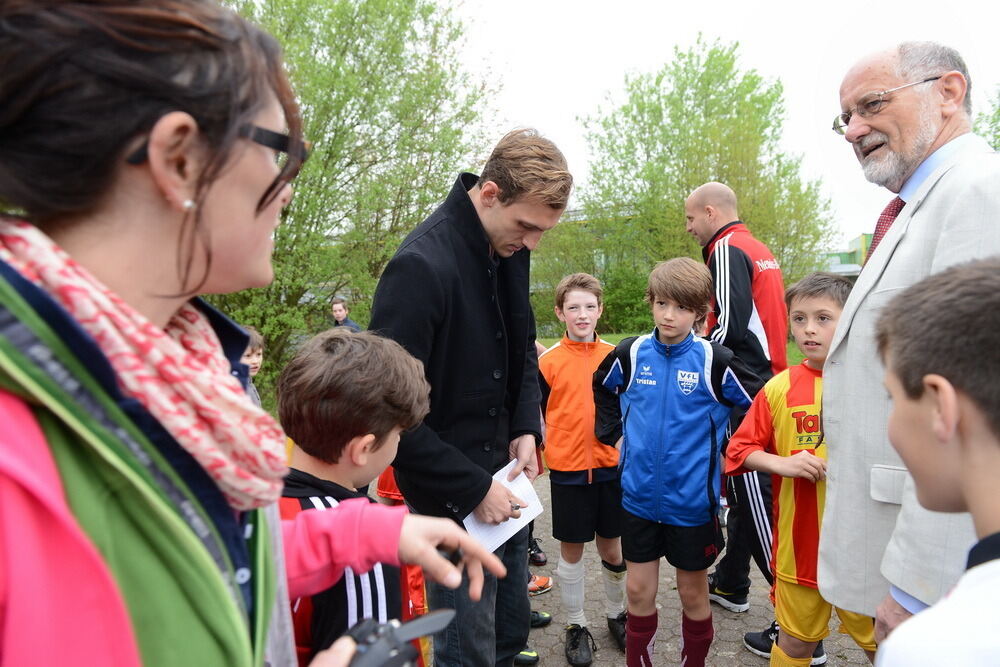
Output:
[818, 135, 999, 616]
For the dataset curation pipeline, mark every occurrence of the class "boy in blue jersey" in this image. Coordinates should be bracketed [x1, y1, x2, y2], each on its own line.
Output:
[594, 257, 762, 667]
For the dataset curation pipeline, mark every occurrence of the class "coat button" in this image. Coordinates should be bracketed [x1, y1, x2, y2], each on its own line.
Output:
[483, 442, 492, 452]
[234, 568, 251, 585]
[495, 330, 503, 340]
[493, 369, 502, 380]
[488, 407, 497, 417]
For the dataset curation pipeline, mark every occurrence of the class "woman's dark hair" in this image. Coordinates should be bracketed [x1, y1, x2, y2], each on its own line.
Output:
[0, 0, 306, 292]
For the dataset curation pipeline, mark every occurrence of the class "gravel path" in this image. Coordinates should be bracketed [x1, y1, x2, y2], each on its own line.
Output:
[522, 476, 871, 666]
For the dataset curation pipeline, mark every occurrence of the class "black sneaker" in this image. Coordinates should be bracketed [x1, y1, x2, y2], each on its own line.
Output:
[514, 648, 540, 665]
[743, 621, 828, 665]
[606, 611, 626, 652]
[742, 620, 778, 658]
[530, 610, 552, 629]
[528, 537, 547, 566]
[564, 624, 596, 667]
[707, 571, 750, 613]
[812, 642, 828, 666]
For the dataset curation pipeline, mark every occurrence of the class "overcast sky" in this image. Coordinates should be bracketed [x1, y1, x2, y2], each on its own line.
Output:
[448, 0, 1000, 248]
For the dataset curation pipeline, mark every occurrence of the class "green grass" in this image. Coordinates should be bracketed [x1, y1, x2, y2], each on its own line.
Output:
[786, 339, 805, 366]
[539, 333, 805, 367]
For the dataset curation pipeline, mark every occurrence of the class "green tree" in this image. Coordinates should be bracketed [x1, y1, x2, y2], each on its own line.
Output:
[211, 0, 489, 408]
[974, 86, 1000, 149]
[533, 38, 834, 334]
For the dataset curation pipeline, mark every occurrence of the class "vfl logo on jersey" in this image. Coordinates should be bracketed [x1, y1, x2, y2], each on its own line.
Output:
[677, 370, 699, 395]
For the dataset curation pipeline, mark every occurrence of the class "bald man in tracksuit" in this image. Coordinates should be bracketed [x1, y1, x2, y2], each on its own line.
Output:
[683, 182, 804, 659]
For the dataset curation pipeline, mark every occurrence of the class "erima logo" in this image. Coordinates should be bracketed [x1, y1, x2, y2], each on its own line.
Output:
[640, 364, 653, 376]
[677, 370, 699, 395]
[755, 259, 780, 272]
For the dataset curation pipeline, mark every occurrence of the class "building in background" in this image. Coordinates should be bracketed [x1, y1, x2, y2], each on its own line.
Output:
[825, 234, 872, 280]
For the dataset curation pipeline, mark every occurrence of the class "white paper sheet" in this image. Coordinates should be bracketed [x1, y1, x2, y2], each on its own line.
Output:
[462, 458, 543, 553]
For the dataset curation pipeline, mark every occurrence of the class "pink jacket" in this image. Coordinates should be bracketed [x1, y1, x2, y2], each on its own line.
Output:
[0, 389, 406, 664]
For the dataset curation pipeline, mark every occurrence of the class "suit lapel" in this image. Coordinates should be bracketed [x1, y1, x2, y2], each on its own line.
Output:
[827, 161, 958, 357]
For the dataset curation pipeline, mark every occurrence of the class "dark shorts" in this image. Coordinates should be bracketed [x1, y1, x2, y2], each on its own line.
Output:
[621, 509, 724, 571]
[550, 478, 625, 543]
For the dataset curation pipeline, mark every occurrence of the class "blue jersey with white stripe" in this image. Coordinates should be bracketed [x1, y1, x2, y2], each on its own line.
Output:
[594, 331, 760, 526]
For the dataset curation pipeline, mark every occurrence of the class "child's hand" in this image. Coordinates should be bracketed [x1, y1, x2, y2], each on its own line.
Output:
[397, 514, 507, 602]
[775, 450, 827, 482]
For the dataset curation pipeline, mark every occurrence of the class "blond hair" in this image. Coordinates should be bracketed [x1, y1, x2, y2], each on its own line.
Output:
[478, 128, 572, 209]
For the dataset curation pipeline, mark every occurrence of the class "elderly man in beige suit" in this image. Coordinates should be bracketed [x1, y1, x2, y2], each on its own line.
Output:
[820, 41, 1000, 645]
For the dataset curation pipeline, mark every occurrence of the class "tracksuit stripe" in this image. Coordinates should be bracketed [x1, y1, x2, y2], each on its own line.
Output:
[345, 567, 358, 628]
[744, 472, 773, 558]
[297, 493, 393, 643]
[711, 236, 732, 344]
[373, 564, 388, 623]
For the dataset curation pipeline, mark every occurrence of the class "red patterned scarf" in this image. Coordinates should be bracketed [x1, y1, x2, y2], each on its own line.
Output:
[0, 219, 287, 509]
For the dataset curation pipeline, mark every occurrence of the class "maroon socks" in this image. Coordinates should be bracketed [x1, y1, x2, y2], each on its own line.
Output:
[625, 610, 714, 666]
[680, 612, 714, 666]
[625, 610, 657, 667]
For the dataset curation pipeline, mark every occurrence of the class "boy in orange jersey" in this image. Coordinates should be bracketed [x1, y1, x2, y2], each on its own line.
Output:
[725, 273, 876, 666]
[539, 273, 626, 666]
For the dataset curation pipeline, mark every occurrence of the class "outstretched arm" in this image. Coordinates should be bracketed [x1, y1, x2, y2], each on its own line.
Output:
[282, 498, 505, 602]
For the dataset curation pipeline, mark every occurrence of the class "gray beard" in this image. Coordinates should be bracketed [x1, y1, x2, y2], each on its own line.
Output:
[861, 114, 937, 191]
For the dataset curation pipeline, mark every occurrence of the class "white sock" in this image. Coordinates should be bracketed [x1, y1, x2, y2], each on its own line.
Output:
[602, 561, 626, 618]
[556, 557, 587, 627]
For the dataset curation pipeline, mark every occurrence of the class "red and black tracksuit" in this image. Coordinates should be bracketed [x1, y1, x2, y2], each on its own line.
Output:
[703, 221, 788, 596]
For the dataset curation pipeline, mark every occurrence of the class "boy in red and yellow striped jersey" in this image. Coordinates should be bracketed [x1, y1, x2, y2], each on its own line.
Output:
[725, 273, 877, 666]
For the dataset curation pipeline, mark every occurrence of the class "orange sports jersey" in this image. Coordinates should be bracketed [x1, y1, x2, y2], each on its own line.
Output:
[725, 362, 825, 588]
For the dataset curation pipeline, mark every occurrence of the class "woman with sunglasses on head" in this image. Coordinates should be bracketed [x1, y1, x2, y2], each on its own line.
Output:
[0, 2, 502, 665]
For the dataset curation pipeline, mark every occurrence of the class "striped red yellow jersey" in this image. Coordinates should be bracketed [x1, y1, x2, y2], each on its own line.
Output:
[725, 362, 825, 588]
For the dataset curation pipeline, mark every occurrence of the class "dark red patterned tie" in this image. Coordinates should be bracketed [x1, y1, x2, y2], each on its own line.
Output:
[865, 196, 905, 263]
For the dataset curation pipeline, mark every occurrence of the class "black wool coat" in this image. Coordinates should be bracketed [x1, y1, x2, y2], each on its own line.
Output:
[369, 173, 542, 520]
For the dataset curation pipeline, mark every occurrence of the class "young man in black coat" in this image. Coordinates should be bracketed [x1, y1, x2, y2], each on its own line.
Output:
[370, 129, 572, 667]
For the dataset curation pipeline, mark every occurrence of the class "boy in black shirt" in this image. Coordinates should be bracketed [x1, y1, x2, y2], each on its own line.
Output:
[277, 329, 430, 665]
